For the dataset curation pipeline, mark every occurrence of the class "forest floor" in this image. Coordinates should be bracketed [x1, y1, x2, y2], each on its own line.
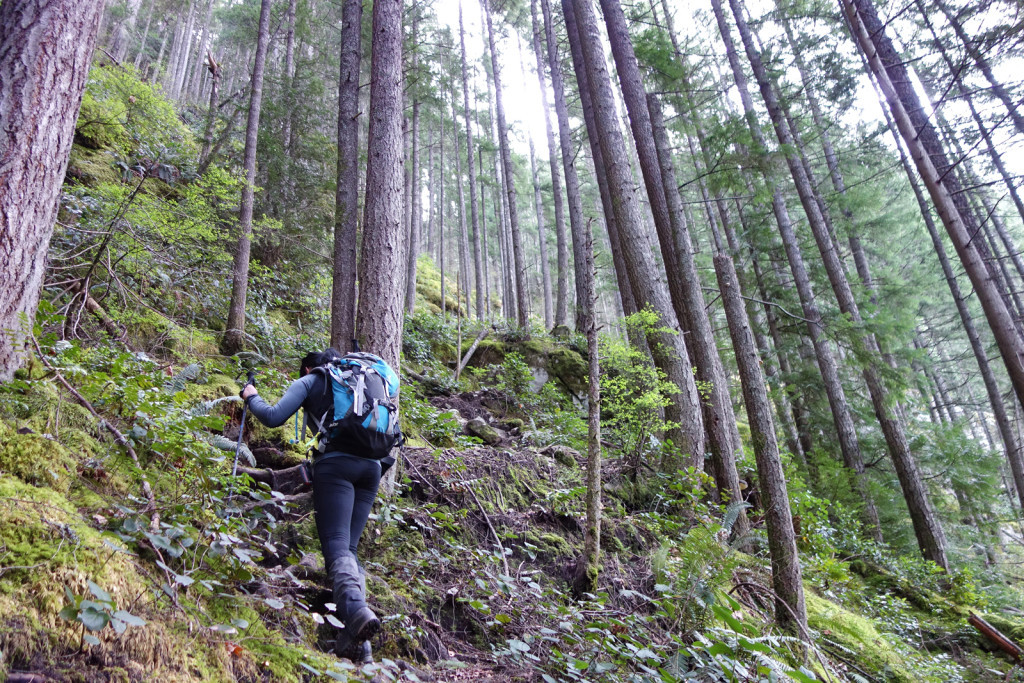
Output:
[1, 336, 1023, 682]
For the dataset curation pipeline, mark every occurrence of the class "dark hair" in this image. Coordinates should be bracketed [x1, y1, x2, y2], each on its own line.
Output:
[299, 348, 343, 376]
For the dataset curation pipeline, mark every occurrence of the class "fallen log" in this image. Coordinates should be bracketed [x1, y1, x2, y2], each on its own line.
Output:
[236, 463, 311, 495]
[969, 612, 1023, 661]
[457, 328, 490, 380]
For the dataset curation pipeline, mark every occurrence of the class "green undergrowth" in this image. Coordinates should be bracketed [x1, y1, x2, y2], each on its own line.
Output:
[0, 310, 1022, 683]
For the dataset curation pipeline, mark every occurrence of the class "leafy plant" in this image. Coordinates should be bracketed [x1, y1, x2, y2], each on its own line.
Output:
[59, 581, 146, 647]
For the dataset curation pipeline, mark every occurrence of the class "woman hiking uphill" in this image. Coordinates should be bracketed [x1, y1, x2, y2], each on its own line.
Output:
[241, 347, 399, 663]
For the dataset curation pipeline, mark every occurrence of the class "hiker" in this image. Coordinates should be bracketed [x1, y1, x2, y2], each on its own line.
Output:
[241, 348, 396, 663]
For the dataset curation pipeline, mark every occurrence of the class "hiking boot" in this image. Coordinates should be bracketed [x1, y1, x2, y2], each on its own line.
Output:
[346, 605, 381, 642]
[334, 629, 375, 663]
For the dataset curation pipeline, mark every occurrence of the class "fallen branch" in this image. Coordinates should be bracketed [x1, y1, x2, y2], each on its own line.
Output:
[31, 334, 158, 530]
[969, 612, 1023, 661]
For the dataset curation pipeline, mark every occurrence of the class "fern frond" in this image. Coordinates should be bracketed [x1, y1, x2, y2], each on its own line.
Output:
[164, 363, 202, 394]
[205, 433, 255, 467]
[190, 395, 242, 417]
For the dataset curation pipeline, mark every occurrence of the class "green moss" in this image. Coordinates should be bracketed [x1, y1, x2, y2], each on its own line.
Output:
[805, 591, 915, 682]
[0, 422, 77, 492]
[546, 347, 587, 395]
[466, 338, 507, 367]
[66, 145, 121, 185]
[181, 374, 239, 403]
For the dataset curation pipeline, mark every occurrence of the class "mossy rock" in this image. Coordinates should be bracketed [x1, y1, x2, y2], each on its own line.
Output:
[805, 590, 915, 683]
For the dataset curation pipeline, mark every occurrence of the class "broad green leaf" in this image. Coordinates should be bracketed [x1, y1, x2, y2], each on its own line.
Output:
[87, 581, 111, 603]
[113, 610, 146, 627]
[264, 598, 285, 610]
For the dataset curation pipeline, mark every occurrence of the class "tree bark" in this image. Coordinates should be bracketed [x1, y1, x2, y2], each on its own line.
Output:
[0, 0, 105, 380]
[199, 51, 220, 167]
[356, 0, 404, 367]
[713, 246, 806, 634]
[221, 0, 271, 356]
[565, 0, 704, 467]
[483, 0, 529, 330]
[729, 0, 948, 567]
[459, 2, 485, 321]
[581, 210, 601, 595]
[540, 0, 590, 332]
[331, 0, 362, 352]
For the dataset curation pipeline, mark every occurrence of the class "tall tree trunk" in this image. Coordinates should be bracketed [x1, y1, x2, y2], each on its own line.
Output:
[580, 209, 601, 595]
[331, 0, 362, 352]
[459, 2, 485, 321]
[932, 0, 1024, 139]
[0, 0, 105, 380]
[221, 0, 272, 356]
[527, 127, 554, 329]
[133, 0, 156, 69]
[452, 98, 472, 320]
[439, 111, 447, 321]
[600, 0, 746, 523]
[856, 29, 1024, 516]
[565, 0, 704, 467]
[172, 0, 196, 100]
[483, 0, 529, 330]
[531, 0, 569, 328]
[199, 53, 221, 167]
[540, 0, 589, 332]
[712, 232, 807, 634]
[356, 0, 403, 367]
[712, 0, 882, 539]
[728, 0, 948, 567]
[425, 128, 436, 262]
[187, 0, 215, 102]
[280, 0, 299, 203]
[647, 93, 749, 534]
[843, 0, 1024, 482]
[405, 100, 422, 314]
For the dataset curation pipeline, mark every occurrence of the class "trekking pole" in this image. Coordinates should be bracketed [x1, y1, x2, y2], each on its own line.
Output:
[228, 369, 256, 504]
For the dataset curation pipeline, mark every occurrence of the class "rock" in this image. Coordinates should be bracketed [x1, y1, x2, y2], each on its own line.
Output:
[541, 444, 580, 468]
[465, 417, 505, 445]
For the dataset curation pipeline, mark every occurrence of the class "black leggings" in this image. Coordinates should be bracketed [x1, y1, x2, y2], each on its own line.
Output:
[312, 454, 382, 570]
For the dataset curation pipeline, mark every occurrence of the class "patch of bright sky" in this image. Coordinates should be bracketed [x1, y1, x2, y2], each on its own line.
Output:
[432, 0, 1023, 191]
[433, 0, 554, 161]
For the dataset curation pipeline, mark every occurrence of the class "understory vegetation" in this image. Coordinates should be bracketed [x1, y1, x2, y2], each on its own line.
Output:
[4, 14, 1024, 683]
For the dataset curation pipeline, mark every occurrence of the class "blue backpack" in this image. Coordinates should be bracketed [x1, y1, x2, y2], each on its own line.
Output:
[310, 352, 402, 459]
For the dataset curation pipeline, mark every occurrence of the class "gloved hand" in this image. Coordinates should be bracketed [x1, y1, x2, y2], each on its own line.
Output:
[240, 370, 257, 402]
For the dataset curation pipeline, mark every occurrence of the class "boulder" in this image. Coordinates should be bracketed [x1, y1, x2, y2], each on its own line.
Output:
[465, 417, 505, 445]
[541, 444, 580, 468]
